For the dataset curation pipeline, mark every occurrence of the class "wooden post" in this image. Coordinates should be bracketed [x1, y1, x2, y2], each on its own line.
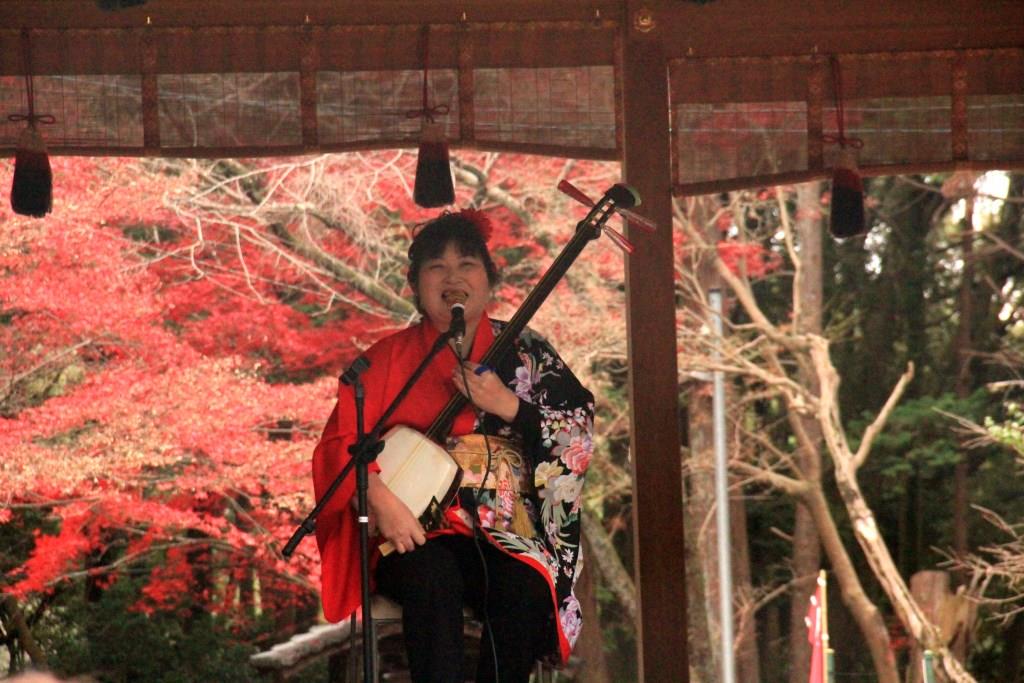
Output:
[620, 7, 689, 681]
[299, 22, 319, 151]
[141, 25, 160, 154]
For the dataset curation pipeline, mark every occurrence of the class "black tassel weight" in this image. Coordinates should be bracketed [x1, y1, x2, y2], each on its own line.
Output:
[414, 121, 455, 208]
[9, 29, 56, 218]
[409, 26, 454, 209]
[11, 124, 53, 218]
[829, 147, 865, 239]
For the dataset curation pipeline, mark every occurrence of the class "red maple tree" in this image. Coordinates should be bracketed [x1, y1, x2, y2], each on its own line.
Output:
[1, 149, 782, 673]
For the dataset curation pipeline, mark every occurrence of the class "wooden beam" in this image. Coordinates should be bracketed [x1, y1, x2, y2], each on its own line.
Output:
[4, 0, 1022, 57]
[620, 13, 689, 683]
[648, 0, 1024, 58]
[0, 23, 617, 75]
[0, 0, 624, 29]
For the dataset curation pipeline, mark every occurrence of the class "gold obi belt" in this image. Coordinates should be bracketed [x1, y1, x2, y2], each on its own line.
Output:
[447, 434, 535, 538]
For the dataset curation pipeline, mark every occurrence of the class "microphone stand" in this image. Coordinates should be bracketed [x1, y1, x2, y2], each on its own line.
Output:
[282, 328, 458, 683]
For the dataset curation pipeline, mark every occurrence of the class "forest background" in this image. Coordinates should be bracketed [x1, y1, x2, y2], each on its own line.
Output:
[1, 151, 1023, 683]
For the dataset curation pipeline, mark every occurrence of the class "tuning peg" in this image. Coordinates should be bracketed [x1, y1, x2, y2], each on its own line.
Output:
[621, 209, 657, 233]
[602, 226, 635, 253]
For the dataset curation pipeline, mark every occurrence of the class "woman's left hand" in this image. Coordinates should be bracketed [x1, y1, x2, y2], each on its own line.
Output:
[452, 362, 520, 422]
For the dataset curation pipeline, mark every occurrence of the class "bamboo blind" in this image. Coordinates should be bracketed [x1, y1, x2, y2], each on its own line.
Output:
[669, 48, 1024, 195]
[1, 24, 1022, 189]
[0, 23, 619, 160]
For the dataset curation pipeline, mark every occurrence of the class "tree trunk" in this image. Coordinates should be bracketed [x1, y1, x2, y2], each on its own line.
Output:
[907, 570, 976, 683]
[1, 595, 47, 669]
[952, 200, 975, 558]
[1001, 614, 1024, 683]
[576, 532, 611, 683]
[730, 489, 760, 683]
[951, 200, 976, 662]
[789, 181, 824, 683]
[762, 601, 786, 682]
[788, 493, 819, 683]
[679, 194, 725, 683]
[829, 472, 975, 682]
[581, 512, 637, 624]
[686, 383, 720, 683]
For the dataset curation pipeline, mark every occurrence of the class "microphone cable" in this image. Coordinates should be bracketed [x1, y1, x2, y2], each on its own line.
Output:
[453, 346, 501, 683]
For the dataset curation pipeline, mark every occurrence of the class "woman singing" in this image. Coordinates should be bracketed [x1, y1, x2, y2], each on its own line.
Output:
[312, 209, 594, 683]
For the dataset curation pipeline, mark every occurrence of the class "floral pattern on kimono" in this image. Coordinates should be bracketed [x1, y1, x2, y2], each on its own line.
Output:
[447, 321, 595, 661]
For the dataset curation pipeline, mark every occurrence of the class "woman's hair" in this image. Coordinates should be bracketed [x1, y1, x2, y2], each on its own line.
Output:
[407, 212, 499, 311]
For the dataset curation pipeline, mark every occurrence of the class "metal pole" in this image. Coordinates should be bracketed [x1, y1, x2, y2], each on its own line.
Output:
[709, 288, 736, 683]
[922, 650, 936, 683]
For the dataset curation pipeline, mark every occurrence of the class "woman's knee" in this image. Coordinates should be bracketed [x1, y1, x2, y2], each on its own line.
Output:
[376, 537, 463, 601]
[485, 555, 551, 617]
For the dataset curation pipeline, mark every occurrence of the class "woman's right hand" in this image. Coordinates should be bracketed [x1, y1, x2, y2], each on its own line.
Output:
[365, 472, 427, 553]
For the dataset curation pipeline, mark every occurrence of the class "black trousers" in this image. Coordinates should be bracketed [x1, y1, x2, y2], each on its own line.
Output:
[375, 534, 554, 683]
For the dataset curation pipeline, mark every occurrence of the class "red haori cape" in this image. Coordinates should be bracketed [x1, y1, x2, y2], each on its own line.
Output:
[311, 316, 491, 624]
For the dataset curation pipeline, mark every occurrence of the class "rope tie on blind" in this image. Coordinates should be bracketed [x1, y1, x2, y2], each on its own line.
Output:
[821, 55, 862, 150]
[406, 26, 450, 123]
[8, 29, 56, 128]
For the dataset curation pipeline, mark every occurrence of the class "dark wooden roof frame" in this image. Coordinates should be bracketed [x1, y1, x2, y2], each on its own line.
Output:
[2, 1, 1021, 53]
[3, 3, 1023, 681]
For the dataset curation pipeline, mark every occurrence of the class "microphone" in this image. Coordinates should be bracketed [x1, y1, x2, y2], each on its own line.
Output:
[449, 301, 466, 351]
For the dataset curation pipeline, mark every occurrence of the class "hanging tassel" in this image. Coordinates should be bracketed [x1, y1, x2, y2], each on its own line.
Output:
[408, 26, 454, 208]
[511, 498, 535, 539]
[414, 121, 455, 208]
[11, 124, 52, 218]
[829, 147, 864, 239]
[9, 30, 55, 218]
[824, 56, 867, 239]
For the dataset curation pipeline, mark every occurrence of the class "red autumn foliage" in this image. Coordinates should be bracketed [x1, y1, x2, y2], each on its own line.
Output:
[717, 240, 784, 279]
[1, 150, 780, 641]
[0, 152, 627, 634]
[2, 157, 331, 623]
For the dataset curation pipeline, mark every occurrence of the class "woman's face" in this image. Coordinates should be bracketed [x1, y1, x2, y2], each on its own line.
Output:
[416, 242, 491, 333]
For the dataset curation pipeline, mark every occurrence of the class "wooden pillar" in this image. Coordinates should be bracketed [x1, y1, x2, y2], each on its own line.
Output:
[141, 26, 160, 154]
[299, 22, 319, 150]
[619, 7, 689, 683]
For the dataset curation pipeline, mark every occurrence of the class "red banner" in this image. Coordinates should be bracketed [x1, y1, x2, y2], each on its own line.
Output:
[805, 575, 826, 683]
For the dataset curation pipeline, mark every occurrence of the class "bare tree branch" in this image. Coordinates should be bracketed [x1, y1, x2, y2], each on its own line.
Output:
[266, 222, 415, 320]
[851, 362, 915, 472]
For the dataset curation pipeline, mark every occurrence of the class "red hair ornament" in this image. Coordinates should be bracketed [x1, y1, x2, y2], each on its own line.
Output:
[456, 208, 493, 242]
